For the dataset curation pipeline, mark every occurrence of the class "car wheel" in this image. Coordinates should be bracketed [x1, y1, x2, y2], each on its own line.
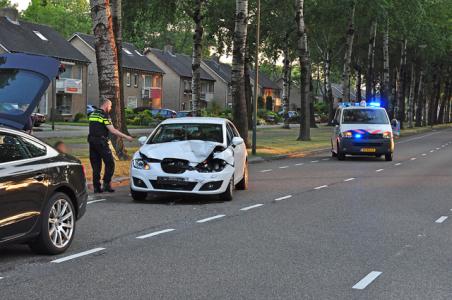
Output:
[29, 193, 76, 255]
[220, 177, 234, 202]
[131, 189, 147, 201]
[385, 153, 393, 161]
[337, 142, 346, 160]
[235, 162, 249, 190]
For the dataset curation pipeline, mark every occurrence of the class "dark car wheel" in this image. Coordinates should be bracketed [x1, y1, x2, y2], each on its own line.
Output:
[29, 192, 76, 255]
[385, 153, 393, 161]
[220, 177, 234, 202]
[235, 162, 248, 190]
[131, 190, 147, 201]
[337, 142, 346, 160]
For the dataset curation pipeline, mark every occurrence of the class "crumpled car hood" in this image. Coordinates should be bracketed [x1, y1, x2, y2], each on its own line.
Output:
[136, 140, 233, 164]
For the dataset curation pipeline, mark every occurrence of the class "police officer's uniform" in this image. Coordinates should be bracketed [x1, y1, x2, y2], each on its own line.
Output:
[88, 109, 115, 192]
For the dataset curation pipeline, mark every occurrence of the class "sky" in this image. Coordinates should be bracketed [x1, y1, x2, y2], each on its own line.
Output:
[11, 0, 30, 11]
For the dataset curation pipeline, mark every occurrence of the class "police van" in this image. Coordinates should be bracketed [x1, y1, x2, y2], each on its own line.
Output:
[331, 102, 394, 161]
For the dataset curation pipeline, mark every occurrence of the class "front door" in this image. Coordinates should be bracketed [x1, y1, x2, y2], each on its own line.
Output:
[0, 132, 48, 242]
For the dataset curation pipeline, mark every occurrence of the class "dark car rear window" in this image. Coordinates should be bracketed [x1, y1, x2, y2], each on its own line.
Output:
[342, 109, 389, 124]
[0, 69, 45, 117]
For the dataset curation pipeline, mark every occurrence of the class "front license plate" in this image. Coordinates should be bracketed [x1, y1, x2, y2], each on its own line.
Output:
[157, 176, 186, 182]
[361, 148, 376, 153]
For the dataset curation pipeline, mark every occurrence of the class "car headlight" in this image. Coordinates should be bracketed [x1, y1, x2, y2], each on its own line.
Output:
[132, 159, 150, 170]
[383, 131, 392, 139]
[196, 159, 227, 173]
[341, 131, 353, 138]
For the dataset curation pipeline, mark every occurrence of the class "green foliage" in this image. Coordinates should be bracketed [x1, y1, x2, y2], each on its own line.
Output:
[22, 0, 91, 38]
[0, 0, 15, 8]
[314, 102, 328, 115]
[73, 112, 85, 122]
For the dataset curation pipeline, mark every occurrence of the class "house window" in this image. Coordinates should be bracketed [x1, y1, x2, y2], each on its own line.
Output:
[134, 50, 144, 56]
[33, 30, 48, 41]
[73, 65, 82, 80]
[144, 75, 152, 88]
[134, 74, 139, 87]
[56, 94, 72, 115]
[59, 65, 73, 79]
[123, 48, 133, 55]
[127, 96, 138, 108]
[126, 72, 131, 86]
[184, 80, 191, 92]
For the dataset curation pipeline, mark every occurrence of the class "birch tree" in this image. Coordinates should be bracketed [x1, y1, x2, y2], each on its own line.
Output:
[191, 0, 205, 116]
[341, 0, 355, 103]
[365, 20, 377, 101]
[382, 19, 391, 115]
[231, 0, 249, 144]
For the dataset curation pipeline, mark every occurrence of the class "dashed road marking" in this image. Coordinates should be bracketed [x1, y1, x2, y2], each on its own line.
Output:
[436, 147, 440, 150]
[275, 195, 292, 201]
[376, 169, 384, 172]
[295, 163, 304, 166]
[435, 216, 448, 224]
[314, 185, 328, 190]
[260, 169, 272, 173]
[311, 160, 319, 163]
[410, 157, 416, 161]
[322, 158, 330, 161]
[344, 178, 355, 182]
[196, 215, 226, 223]
[430, 150, 435, 153]
[51, 247, 105, 263]
[279, 166, 289, 169]
[422, 153, 427, 156]
[136, 229, 175, 239]
[0, 277, 3, 280]
[395, 163, 402, 166]
[87, 199, 107, 205]
[352, 271, 382, 290]
[240, 204, 264, 211]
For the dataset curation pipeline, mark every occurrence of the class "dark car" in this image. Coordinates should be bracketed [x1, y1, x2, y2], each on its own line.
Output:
[31, 112, 46, 127]
[0, 53, 87, 254]
[176, 111, 194, 118]
[133, 107, 177, 119]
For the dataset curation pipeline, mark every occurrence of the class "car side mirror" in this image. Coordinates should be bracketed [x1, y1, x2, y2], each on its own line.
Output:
[138, 136, 147, 146]
[231, 136, 244, 147]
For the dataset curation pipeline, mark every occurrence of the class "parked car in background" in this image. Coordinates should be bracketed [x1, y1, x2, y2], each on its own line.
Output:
[87, 104, 98, 115]
[176, 111, 194, 118]
[0, 53, 87, 254]
[133, 107, 177, 119]
[130, 117, 248, 202]
[31, 112, 46, 127]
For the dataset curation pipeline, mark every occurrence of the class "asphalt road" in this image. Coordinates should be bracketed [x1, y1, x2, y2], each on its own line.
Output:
[2, 129, 452, 299]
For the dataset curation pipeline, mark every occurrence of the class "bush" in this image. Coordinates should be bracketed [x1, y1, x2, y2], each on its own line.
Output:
[73, 113, 85, 122]
[314, 102, 328, 115]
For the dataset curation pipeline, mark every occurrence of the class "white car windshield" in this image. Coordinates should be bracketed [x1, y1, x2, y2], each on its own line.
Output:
[149, 123, 223, 144]
[342, 109, 389, 124]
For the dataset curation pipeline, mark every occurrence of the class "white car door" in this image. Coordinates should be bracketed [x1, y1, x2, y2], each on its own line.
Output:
[227, 122, 246, 183]
[332, 109, 341, 152]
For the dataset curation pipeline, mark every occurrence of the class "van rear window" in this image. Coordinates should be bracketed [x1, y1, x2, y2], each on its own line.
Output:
[342, 109, 389, 124]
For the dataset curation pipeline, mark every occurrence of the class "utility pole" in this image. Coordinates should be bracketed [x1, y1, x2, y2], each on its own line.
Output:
[252, 0, 260, 155]
[51, 78, 56, 131]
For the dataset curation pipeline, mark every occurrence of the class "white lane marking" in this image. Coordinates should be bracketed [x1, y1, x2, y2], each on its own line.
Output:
[394, 163, 402, 166]
[136, 228, 175, 240]
[0, 277, 3, 280]
[322, 158, 330, 161]
[196, 215, 226, 223]
[87, 199, 107, 205]
[436, 147, 440, 150]
[240, 204, 264, 211]
[352, 271, 382, 290]
[295, 163, 304, 166]
[344, 178, 355, 182]
[260, 169, 272, 173]
[376, 169, 384, 172]
[435, 216, 448, 224]
[314, 185, 328, 190]
[311, 160, 319, 163]
[275, 195, 292, 201]
[422, 153, 427, 156]
[51, 247, 105, 263]
[279, 166, 289, 169]
[410, 157, 416, 161]
[430, 150, 435, 153]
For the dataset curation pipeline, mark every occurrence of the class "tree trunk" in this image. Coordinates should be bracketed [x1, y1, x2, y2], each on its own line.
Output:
[341, 0, 355, 103]
[296, 0, 310, 141]
[325, 50, 334, 124]
[282, 37, 290, 129]
[191, 0, 204, 116]
[356, 64, 362, 102]
[231, 0, 249, 144]
[438, 76, 448, 124]
[90, 0, 125, 157]
[415, 70, 423, 127]
[431, 67, 442, 124]
[244, 48, 253, 129]
[396, 39, 407, 128]
[407, 64, 415, 128]
[382, 20, 391, 112]
[366, 20, 377, 101]
[310, 75, 316, 128]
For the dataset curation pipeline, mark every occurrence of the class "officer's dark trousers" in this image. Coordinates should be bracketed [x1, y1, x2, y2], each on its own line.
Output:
[89, 139, 115, 189]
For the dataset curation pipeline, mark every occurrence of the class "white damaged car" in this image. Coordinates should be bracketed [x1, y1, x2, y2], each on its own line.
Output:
[130, 118, 248, 201]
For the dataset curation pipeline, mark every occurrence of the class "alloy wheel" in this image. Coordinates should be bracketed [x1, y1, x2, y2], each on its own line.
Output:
[48, 198, 74, 248]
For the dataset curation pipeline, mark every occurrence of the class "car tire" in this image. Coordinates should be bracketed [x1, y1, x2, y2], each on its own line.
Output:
[385, 153, 393, 161]
[220, 177, 234, 202]
[29, 192, 76, 255]
[337, 142, 346, 160]
[235, 162, 249, 190]
[131, 190, 147, 201]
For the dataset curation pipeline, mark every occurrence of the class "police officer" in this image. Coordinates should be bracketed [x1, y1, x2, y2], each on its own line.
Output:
[88, 98, 133, 193]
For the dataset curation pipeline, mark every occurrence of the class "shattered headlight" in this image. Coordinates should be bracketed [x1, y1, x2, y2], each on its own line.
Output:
[196, 158, 227, 173]
[132, 159, 150, 170]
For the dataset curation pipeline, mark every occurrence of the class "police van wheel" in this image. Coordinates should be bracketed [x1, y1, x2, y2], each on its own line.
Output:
[337, 143, 345, 160]
[385, 153, 393, 161]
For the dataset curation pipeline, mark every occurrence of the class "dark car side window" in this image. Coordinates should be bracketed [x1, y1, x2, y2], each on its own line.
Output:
[20, 137, 46, 158]
[0, 133, 29, 163]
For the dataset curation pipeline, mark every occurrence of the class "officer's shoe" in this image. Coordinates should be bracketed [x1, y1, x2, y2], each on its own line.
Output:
[103, 183, 115, 193]
[93, 187, 103, 194]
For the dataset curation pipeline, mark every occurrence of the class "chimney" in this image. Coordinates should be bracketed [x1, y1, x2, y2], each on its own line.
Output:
[0, 7, 19, 24]
[163, 45, 174, 54]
